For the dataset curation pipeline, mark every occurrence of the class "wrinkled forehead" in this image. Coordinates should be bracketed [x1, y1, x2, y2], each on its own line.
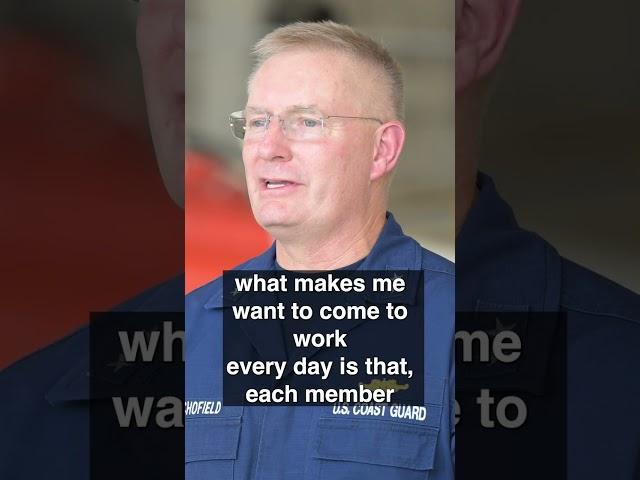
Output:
[247, 49, 373, 115]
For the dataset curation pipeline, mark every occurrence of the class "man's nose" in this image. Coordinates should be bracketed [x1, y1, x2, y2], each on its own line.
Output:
[257, 118, 292, 162]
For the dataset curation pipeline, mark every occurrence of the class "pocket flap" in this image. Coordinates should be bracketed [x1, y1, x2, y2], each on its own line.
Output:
[312, 417, 438, 471]
[186, 417, 241, 462]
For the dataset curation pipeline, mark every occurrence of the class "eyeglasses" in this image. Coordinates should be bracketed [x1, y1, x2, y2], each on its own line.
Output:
[229, 109, 383, 141]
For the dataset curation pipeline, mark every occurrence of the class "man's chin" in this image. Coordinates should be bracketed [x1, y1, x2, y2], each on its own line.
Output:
[258, 217, 293, 230]
[256, 213, 301, 237]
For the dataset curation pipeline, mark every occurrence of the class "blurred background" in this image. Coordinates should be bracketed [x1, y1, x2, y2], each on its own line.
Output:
[0, 0, 183, 368]
[5, 0, 633, 370]
[185, 0, 455, 291]
[481, 0, 639, 293]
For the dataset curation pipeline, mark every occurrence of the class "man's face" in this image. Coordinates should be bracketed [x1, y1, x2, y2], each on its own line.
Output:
[243, 49, 381, 240]
[137, 0, 185, 207]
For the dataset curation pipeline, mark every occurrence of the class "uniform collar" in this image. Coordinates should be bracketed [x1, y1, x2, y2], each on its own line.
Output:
[202, 212, 423, 369]
[456, 173, 563, 396]
[203, 212, 422, 310]
[45, 276, 185, 405]
[457, 173, 562, 312]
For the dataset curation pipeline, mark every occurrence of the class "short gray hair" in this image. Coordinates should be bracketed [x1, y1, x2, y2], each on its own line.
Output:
[249, 21, 404, 121]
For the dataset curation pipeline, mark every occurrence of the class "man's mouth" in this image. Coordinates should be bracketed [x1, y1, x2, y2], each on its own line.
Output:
[265, 180, 292, 189]
[262, 179, 299, 191]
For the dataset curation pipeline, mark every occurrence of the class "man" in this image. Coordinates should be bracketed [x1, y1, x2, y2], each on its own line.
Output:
[186, 21, 455, 480]
[455, 1, 640, 478]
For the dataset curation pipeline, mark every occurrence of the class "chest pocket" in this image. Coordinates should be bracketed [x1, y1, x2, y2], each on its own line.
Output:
[185, 408, 243, 480]
[309, 376, 445, 480]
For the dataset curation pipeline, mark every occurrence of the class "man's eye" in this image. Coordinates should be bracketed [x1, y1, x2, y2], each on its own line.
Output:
[300, 117, 321, 128]
[248, 118, 267, 128]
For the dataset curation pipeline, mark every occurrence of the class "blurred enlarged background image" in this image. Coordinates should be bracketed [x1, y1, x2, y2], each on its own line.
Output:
[0, 0, 183, 367]
[482, 0, 639, 293]
[185, 0, 454, 291]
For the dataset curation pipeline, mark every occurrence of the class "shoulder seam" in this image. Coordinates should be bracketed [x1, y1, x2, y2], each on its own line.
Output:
[561, 300, 640, 327]
[424, 267, 455, 277]
[0, 326, 85, 374]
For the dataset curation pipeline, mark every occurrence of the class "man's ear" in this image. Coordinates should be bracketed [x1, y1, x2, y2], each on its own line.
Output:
[456, 0, 521, 92]
[370, 121, 405, 182]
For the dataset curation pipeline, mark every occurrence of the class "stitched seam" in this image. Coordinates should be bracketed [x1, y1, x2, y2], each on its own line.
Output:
[560, 301, 640, 326]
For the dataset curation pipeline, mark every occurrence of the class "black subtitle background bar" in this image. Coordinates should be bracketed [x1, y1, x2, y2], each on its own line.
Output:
[223, 270, 425, 406]
[90, 312, 185, 480]
[456, 313, 567, 479]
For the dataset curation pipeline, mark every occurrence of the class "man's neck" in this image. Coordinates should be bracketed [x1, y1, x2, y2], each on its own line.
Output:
[275, 211, 386, 271]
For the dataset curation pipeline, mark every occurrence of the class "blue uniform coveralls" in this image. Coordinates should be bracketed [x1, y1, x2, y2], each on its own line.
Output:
[457, 173, 640, 479]
[2, 176, 637, 479]
[0, 276, 185, 479]
[186, 213, 456, 480]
